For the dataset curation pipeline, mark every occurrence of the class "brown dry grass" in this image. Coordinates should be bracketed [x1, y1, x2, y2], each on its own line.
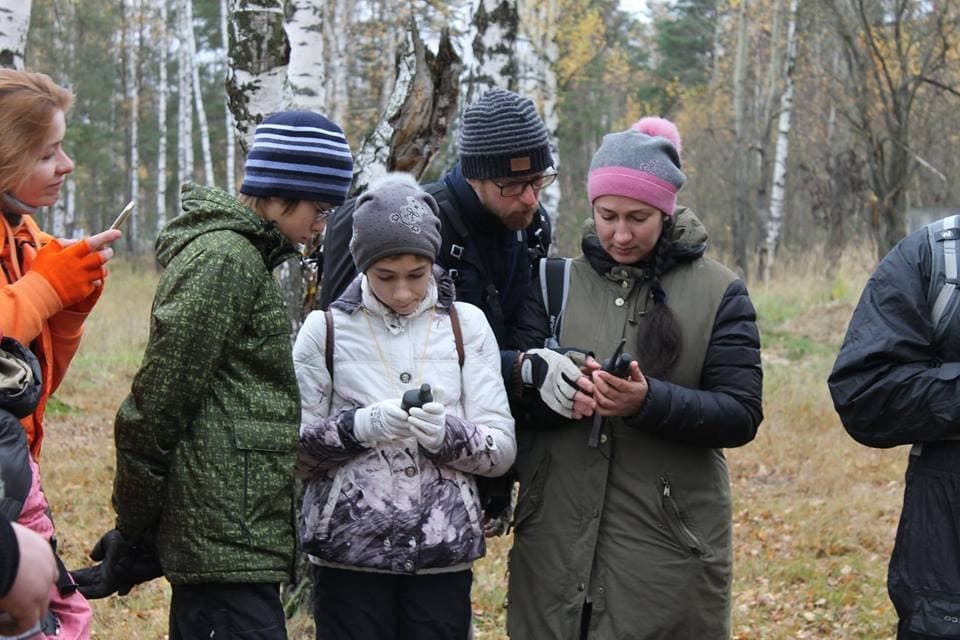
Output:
[39, 248, 904, 639]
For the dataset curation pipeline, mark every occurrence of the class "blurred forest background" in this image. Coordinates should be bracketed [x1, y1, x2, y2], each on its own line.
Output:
[5, 0, 959, 284]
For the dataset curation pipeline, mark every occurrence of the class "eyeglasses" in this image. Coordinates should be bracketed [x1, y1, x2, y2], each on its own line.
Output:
[493, 171, 559, 198]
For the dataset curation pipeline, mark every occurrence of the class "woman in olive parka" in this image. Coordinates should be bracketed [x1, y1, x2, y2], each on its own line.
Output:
[505, 118, 763, 640]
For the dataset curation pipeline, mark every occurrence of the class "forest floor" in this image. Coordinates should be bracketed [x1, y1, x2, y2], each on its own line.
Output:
[41, 249, 903, 639]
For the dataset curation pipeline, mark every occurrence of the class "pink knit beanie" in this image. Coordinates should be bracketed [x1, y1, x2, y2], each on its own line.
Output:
[586, 117, 686, 215]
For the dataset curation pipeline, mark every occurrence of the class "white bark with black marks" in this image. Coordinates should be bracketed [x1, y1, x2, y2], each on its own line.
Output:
[227, 0, 288, 152]
[283, 0, 327, 112]
[156, 0, 170, 230]
[125, 0, 141, 249]
[462, 0, 518, 105]
[0, 1, 31, 70]
[517, 0, 560, 232]
[352, 22, 462, 194]
[763, 0, 799, 281]
[220, 0, 235, 194]
[177, 0, 194, 185]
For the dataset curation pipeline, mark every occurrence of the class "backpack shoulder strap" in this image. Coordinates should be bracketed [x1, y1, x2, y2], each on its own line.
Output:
[324, 309, 335, 383]
[318, 196, 360, 309]
[927, 214, 960, 343]
[425, 181, 469, 240]
[447, 303, 465, 368]
[539, 257, 572, 348]
[427, 182, 481, 275]
[427, 181, 507, 339]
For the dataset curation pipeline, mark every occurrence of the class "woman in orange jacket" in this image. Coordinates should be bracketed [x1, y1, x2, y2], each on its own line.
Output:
[0, 68, 119, 639]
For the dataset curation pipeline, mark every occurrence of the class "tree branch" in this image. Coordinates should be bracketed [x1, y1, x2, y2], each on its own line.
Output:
[920, 76, 960, 98]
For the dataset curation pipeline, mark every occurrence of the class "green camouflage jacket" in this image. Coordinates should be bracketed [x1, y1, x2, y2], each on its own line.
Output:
[112, 183, 300, 584]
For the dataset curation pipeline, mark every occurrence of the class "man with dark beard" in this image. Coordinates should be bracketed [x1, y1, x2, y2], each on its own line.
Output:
[320, 88, 554, 343]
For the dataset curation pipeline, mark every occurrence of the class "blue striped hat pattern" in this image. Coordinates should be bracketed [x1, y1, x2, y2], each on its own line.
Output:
[240, 110, 354, 205]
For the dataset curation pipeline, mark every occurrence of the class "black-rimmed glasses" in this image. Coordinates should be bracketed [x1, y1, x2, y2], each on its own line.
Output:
[493, 171, 559, 198]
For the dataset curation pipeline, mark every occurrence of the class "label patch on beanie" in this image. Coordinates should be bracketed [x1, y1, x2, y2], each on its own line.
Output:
[510, 156, 532, 172]
[391, 196, 427, 233]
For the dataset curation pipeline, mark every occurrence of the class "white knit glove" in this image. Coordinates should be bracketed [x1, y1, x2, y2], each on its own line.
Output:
[353, 399, 410, 445]
[408, 402, 446, 452]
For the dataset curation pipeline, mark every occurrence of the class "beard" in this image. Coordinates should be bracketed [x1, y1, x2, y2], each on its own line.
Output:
[498, 205, 538, 231]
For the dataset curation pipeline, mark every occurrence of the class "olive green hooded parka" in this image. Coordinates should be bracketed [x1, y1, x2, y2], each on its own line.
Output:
[112, 183, 300, 584]
[506, 209, 763, 639]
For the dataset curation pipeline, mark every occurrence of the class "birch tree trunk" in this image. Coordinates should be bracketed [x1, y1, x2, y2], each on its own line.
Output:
[352, 23, 462, 193]
[462, 0, 519, 104]
[227, 0, 289, 151]
[220, 0, 235, 193]
[125, 0, 141, 250]
[731, 0, 750, 281]
[48, 0, 74, 236]
[517, 0, 560, 235]
[762, 0, 798, 282]
[55, 181, 75, 237]
[283, 0, 327, 113]
[324, 0, 351, 124]
[377, 1, 398, 114]
[177, 0, 194, 186]
[752, 0, 782, 262]
[0, 1, 31, 69]
[280, 0, 329, 336]
[182, 0, 214, 186]
[156, 0, 170, 231]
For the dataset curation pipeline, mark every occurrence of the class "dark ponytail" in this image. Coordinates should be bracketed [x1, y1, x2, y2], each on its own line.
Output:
[635, 217, 681, 379]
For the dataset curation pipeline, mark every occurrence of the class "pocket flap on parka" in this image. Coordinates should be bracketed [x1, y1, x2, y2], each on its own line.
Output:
[232, 420, 296, 453]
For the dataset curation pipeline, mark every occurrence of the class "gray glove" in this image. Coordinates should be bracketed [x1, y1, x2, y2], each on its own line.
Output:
[520, 348, 583, 418]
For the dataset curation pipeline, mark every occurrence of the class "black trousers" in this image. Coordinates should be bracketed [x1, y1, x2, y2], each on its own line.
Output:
[169, 582, 287, 640]
[311, 564, 472, 640]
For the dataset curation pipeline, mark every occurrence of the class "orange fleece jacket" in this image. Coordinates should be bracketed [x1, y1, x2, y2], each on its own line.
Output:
[0, 214, 95, 456]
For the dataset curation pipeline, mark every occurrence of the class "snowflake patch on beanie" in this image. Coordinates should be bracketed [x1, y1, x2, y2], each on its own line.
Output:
[391, 196, 427, 233]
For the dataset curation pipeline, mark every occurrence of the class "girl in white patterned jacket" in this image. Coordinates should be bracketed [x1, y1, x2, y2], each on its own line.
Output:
[293, 173, 516, 640]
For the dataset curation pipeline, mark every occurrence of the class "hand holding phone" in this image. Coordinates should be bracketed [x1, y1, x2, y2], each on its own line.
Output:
[588, 339, 635, 447]
[601, 339, 633, 378]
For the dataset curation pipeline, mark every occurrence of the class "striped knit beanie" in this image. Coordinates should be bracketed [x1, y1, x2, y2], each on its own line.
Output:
[588, 117, 686, 215]
[458, 88, 553, 179]
[240, 110, 354, 205]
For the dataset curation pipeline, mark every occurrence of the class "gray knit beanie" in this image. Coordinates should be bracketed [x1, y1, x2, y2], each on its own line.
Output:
[587, 117, 686, 215]
[350, 173, 442, 272]
[458, 88, 553, 179]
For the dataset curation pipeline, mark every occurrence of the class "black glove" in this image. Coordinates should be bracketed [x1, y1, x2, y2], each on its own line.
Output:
[71, 529, 163, 599]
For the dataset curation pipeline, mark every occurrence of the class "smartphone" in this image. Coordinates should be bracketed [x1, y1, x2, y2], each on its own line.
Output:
[110, 200, 136, 230]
